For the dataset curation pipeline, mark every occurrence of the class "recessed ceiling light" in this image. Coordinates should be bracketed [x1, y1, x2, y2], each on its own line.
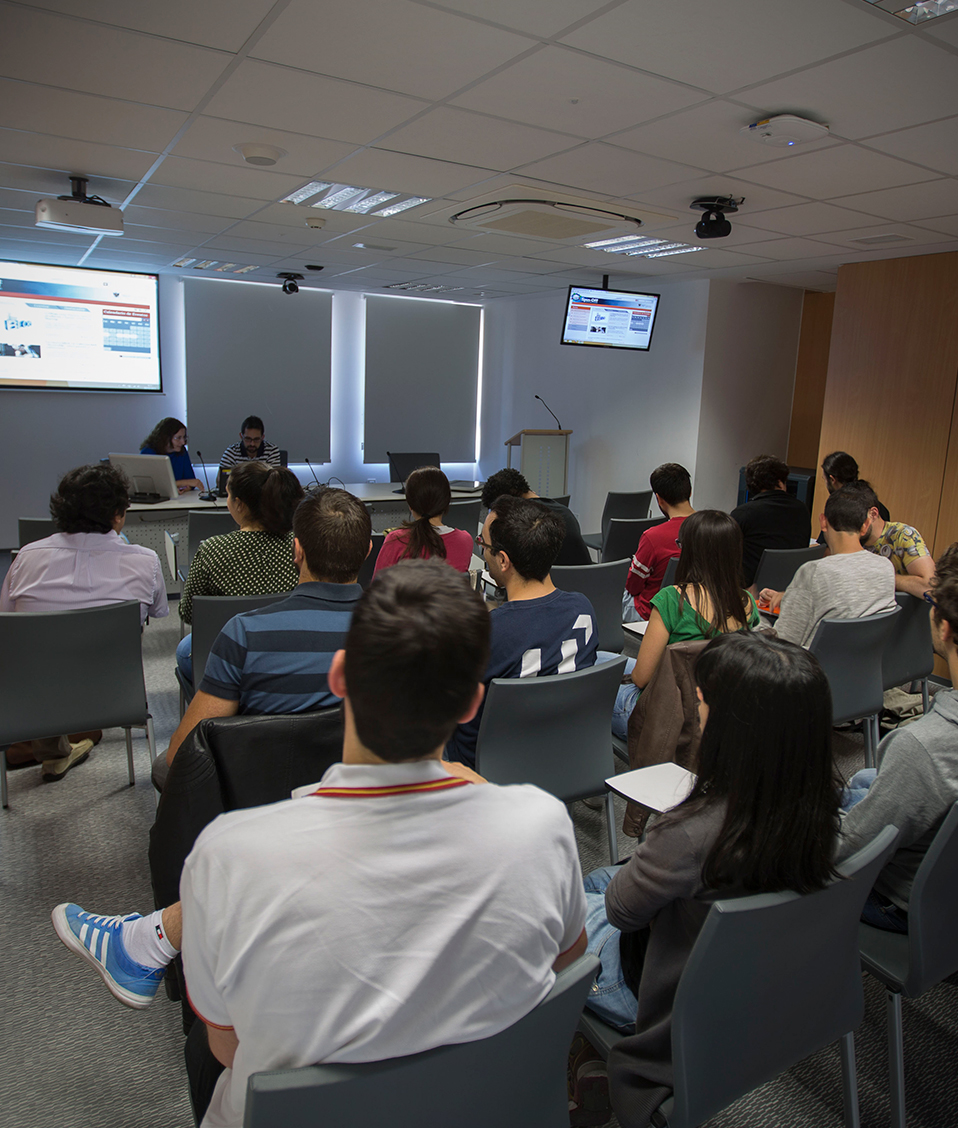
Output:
[311, 185, 368, 209]
[582, 236, 705, 258]
[233, 143, 287, 166]
[214, 263, 238, 271]
[643, 246, 707, 258]
[171, 257, 196, 267]
[194, 260, 218, 269]
[863, 0, 958, 20]
[353, 242, 398, 252]
[281, 181, 331, 205]
[344, 191, 399, 214]
[233, 265, 258, 273]
[374, 196, 431, 217]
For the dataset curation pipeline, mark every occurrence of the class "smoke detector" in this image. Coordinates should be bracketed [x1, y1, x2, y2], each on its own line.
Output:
[233, 143, 287, 166]
[740, 114, 829, 147]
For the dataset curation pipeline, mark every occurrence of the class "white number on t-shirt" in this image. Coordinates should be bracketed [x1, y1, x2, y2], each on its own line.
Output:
[519, 614, 594, 678]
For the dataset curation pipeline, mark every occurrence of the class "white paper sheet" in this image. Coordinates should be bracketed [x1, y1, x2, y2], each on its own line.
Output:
[606, 763, 696, 812]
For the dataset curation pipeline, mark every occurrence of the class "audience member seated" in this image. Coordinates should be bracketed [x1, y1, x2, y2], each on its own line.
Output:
[612, 511, 759, 740]
[622, 462, 694, 624]
[446, 495, 598, 767]
[730, 454, 810, 588]
[838, 542, 958, 934]
[849, 480, 935, 598]
[583, 633, 839, 1128]
[176, 461, 305, 682]
[157, 488, 369, 788]
[764, 486, 897, 648]
[52, 559, 587, 1128]
[1, 464, 168, 780]
[218, 414, 283, 485]
[373, 466, 473, 575]
[140, 417, 203, 492]
[821, 450, 890, 520]
[481, 467, 591, 565]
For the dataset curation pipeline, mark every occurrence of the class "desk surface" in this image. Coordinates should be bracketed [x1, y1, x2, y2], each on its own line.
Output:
[127, 483, 483, 512]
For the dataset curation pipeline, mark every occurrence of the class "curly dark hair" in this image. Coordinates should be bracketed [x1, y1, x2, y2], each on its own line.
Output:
[142, 417, 186, 454]
[481, 467, 530, 509]
[50, 464, 130, 534]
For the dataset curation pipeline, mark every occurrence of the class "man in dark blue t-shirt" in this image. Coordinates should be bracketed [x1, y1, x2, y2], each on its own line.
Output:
[446, 494, 597, 766]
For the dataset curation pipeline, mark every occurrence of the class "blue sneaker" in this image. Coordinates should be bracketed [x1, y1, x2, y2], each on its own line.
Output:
[51, 903, 165, 1009]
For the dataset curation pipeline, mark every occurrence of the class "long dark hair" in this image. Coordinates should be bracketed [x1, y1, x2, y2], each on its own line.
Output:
[143, 417, 185, 454]
[397, 466, 451, 561]
[676, 632, 839, 894]
[821, 450, 859, 489]
[674, 509, 749, 634]
[227, 461, 304, 536]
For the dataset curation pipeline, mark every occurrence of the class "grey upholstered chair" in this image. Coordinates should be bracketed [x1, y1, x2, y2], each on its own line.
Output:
[552, 558, 631, 654]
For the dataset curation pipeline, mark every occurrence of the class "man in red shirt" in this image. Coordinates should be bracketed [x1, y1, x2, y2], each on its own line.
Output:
[622, 463, 694, 622]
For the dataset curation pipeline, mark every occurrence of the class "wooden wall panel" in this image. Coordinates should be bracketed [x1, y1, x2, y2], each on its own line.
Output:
[813, 252, 958, 540]
[932, 387, 958, 557]
[787, 291, 834, 468]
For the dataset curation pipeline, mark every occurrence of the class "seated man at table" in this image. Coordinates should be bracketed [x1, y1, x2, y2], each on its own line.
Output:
[52, 560, 587, 1128]
[217, 414, 282, 488]
[763, 485, 896, 649]
[846, 480, 935, 599]
[446, 495, 597, 767]
[0, 463, 168, 779]
[730, 454, 810, 588]
[481, 467, 591, 565]
[157, 487, 370, 786]
[622, 462, 694, 623]
[839, 542, 958, 932]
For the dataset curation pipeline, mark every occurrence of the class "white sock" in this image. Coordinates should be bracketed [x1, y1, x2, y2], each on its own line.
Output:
[121, 910, 179, 968]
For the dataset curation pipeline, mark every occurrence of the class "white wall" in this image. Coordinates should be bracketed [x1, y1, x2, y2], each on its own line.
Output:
[480, 282, 711, 533]
[692, 281, 804, 512]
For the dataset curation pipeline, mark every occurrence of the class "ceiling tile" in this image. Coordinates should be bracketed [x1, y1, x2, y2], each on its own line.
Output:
[0, 223, 95, 247]
[863, 117, 958, 178]
[360, 217, 461, 245]
[734, 201, 887, 236]
[252, 0, 531, 100]
[0, 161, 135, 202]
[171, 116, 358, 178]
[0, 187, 42, 212]
[408, 247, 499, 266]
[810, 222, 957, 249]
[14, 0, 277, 51]
[627, 174, 807, 215]
[430, 0, 611, 36]
[324, 148, 493, 197]
[924, 12, 958, 47]
[451, 47, 706, 137]
[148, 155, 305, 200]
[675, 247, 774, 268]
[449, 233, 565, 256]
[739, 37, 958, 140]
[203, 60, 429, 145]
[196, 234, 312, 257]
[0, 7, 229, 110]
[751, 270, 837, 290]
[733, 145, 939, 198]
[0, 207, 35, 229]
[379, 107, 581, 170]
[640, 220, 781, 248]
[559, 0, 893, 93]
[916, 214, 958, 238]
[252, 203, 378, 235]
[0, 240, 83, 263]
[131, 183, 264, 218]
[180, 248, 286, 266]
[105, 236, 197, 257]
[224, 219, 335, 245]
[516, 143, 707, 198]
[0, 130, 158, 182]
[124, 223, 226, 245]
[833, 179, 958, 221]
[122, 205, 236, 234]
[734, 236, 843, 261]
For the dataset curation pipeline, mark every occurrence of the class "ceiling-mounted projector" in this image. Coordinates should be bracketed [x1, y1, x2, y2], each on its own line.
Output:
[35, 175, 124, 236]
[740, 114, 829, 147]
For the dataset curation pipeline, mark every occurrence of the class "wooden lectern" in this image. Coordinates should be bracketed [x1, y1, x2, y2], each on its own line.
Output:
[504, 429, 571, 499]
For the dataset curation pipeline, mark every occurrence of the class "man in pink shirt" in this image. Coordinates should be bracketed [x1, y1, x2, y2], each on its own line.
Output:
[1, 463, 167, 779]
[622, 463, 694, 623]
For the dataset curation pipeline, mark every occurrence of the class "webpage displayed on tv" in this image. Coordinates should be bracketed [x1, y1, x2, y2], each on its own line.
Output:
[0, 261, 161, 391]
[561, 286, 659, 351]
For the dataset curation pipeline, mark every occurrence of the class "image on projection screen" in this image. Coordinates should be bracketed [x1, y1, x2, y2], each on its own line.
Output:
[0, 260, 161, 392]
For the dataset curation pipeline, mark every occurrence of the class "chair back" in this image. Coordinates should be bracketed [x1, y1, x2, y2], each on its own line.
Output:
[603, 517, 664, 564]
[186, 509, 237, 570]
[162, 531, 177, 583]
[663, 825, 899, 1128]
[551, 494, 571, 507]
[278, 449, 288, 467]
[445, 499, 482, 537]
[190, 594, 288, 688]
[17, 517, 58, 547]
[386, 451, 440, 484]
[0, 601, 148, 744]
[552, 560, 630, 654]
[244, 954, 600, 1128]
[662, 554, 679, 587]
[475, 658, 627, 802]
[899, 802, 958, 996]
[357, 533, 386, 590]
[881, 592, 934, 692]
[809, 608, 900, 726]
[600, 490, 653, 543]
[752, 545, 826, 592]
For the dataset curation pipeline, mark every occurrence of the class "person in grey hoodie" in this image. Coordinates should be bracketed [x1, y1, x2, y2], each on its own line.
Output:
[839, 541, 958, 932]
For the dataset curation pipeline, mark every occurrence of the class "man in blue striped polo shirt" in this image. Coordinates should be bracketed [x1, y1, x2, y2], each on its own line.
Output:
[160, 488, 371, 779]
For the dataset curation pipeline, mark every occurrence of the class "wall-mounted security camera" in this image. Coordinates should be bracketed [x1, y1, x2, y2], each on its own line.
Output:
[278, 272, 304, 294]
[305, 216, 326, 230]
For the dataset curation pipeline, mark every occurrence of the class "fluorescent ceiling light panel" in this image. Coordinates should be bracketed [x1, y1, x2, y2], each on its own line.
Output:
[642, 246, 706, 258]
[862, 0, 958, 17]
[171, 257, 196, 267]
[194, 260, 218, 268]
[311, 185, 368, 209]
[583, 235, 652, 249]
[374, 196, 431, 217]
[214, 263, 238, 271]
[281, 181, 331, 205]
[233, 265, 258, 273]
[344, 191, 399, 214]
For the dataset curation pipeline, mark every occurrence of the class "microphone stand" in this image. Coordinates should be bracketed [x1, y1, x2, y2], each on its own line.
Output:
[304, 457, 324, 493]
[534, 394, 562, 430]
[194, 451, 218, 503]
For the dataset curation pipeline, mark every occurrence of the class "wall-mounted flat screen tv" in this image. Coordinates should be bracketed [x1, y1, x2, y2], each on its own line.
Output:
[560, 285, 660, 352]
[0, 260, 161, 392]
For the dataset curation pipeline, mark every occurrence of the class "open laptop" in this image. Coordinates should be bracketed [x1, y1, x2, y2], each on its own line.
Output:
[109, 452, 178, 503]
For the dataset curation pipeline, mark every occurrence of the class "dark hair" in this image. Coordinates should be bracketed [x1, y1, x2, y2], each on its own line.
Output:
[932, 543, 958, 634]
[227, 460, 304, 536]
[292, 488, 371, 582]
[821, 451, 859, 491]
[50, 464, 130, 534]
[487, 495, 564, 582]
[346, 559, 490, 761]
[841, 479, 880, 513]
[396, 466, 452, 562]
[673, 510, 749, 634]
[481, 467, 530, 509]
[649, 462, 691, 506]
[241, 415, 264, 433]
[675, 632, 839, 894]
[745, 454, 790, 495]
[142, 417, 186, 454]
[823, 484, 870, 533]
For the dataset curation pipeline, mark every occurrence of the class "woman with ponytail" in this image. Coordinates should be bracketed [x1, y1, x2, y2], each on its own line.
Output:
[373, 466, 473, 575]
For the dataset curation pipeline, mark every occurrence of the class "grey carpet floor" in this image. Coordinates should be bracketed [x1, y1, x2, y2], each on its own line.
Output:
[1, 613, 956, 1126]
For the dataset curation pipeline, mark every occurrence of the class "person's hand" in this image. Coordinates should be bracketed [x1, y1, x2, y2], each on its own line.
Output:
[758, 588, 783, 611]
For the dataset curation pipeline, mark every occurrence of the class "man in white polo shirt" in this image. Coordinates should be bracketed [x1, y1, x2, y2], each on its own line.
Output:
[54, 559, 586, 1127]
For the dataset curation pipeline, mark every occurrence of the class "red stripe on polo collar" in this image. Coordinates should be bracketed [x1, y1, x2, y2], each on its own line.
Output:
[310, 776, 470, 798]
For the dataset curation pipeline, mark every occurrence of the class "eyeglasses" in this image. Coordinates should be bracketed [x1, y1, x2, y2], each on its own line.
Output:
[474, 535, 495, 553]
[923, 591, 939, 609]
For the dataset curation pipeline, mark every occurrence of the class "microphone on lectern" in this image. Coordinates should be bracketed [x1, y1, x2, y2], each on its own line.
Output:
[535, 394, 562, 430]
[194, 451, 218, 503]
[304, 457, 324, 493]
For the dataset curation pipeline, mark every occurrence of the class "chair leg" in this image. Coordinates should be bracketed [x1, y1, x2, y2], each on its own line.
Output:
[839, 1031, 861, 1128]
[1, 753, 8, 810]
[124, 727, 135, 786]
[863, 716, 875, 770]
[887, 990, 906, 1128]
[921, 677, 930, 716]
[145, 714, 156, 763]
[605, 791, 618, 864]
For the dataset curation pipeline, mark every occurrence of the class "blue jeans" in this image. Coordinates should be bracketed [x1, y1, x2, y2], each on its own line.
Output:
[840, 770, 909, 933]
[605, 656, 638, 741]
[176, 633, 193, 685]
[621, 590, 643, 625]
[583, 866, 638, 1031]
[841, 768, 877, 812]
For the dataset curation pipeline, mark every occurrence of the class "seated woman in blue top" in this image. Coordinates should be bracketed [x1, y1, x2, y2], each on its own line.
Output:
[140, 417, 203, 493]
